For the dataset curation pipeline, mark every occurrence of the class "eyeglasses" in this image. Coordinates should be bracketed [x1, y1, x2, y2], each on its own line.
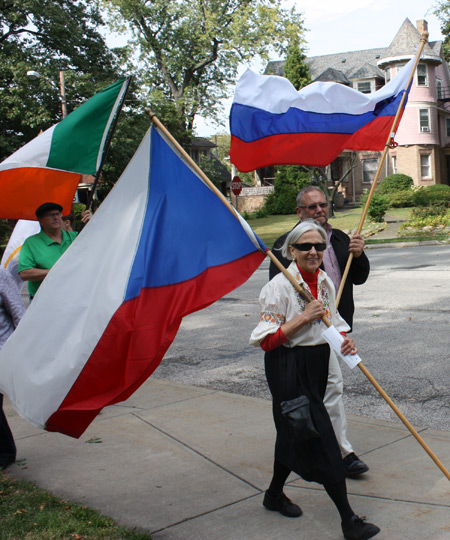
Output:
[298, 202, 328, 210]
[291, 242, 327, 252]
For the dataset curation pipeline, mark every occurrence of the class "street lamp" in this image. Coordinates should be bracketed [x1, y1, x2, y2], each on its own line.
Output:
[27, 70, 68, 118]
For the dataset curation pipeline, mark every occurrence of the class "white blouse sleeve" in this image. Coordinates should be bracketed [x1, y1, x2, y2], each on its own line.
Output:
[249, 279, 288, 347]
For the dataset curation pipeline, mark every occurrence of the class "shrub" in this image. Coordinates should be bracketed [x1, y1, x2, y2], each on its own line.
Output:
[264, 166, 311, 215]
[73, 203, 87, 232]
[386, 189, 414, 207]
[378, 173, 413, 194]
[411, 185, 450, 207]
[361, 191, 389, 222]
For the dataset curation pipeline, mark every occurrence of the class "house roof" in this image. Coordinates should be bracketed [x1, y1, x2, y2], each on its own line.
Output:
[190, 137, 217, 149]
[378, 18, 441, 68]
[264, 18, 443, 84]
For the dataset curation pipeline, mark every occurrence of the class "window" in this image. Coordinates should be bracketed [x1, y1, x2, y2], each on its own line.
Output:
[437, 79, 443, 100]
[419, 109, 430, 132]
[362, 159, 378, 183]
[357, 81, 371, 94]
[417, 64, 428, 86]
[420, 154, 431, 178]
[385, 67, 391, 83]
[391, 155, 397, 174]
[446, 118, 450, 137]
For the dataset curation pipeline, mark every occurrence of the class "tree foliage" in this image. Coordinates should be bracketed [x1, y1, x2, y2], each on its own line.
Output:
[283, 37, 311, 90]
[0, 0, 149, 189]
[0, 0, 121, 159]
[99, 0, 306, 138]
[264, 167, 311, 215]
[434, 1, 450, 61]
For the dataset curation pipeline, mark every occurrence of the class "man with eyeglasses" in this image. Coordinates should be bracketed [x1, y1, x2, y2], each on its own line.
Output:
[18, 202, 90, 300]
[269, 186, 370, 478]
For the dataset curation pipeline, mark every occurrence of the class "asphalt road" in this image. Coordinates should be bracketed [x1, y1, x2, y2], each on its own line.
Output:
[155, 243, 450, 431]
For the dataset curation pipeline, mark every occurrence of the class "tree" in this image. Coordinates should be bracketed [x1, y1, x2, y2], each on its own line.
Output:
[283, 37, 311, 90]
[0, 1, 149, 192]
[99, 0, 306, 140]
[0, 0, 121, 159]
[434, 1, 450, 61]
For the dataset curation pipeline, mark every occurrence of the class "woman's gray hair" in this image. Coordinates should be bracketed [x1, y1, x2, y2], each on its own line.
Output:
[280, 220, 328, 260]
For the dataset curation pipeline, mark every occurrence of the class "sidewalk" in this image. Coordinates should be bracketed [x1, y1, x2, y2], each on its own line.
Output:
[4, 378, 450, 539]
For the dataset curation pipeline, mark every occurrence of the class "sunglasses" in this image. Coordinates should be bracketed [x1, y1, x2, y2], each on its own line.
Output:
[299, 203, 328, 210]
[291, 242, 327, 252]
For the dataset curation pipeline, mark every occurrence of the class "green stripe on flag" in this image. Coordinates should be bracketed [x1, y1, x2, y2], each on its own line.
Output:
[47, 78, 127, 174]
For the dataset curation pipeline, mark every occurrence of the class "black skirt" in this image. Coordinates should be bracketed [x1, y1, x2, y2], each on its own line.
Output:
[265, 344, 346, 485]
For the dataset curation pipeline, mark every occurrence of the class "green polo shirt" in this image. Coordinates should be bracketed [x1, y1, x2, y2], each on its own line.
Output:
[18, 229, 78, 297]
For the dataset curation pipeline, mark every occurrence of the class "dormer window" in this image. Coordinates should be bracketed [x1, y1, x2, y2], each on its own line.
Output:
[357, 81, 371, 94]
[417, 64, 428, 86]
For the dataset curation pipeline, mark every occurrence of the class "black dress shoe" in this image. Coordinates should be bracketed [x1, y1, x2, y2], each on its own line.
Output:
[0, 455, 16, 470]
[263, 491, 302, 517]
[342, 515, 380, 540]
[343, 452, 369, 477]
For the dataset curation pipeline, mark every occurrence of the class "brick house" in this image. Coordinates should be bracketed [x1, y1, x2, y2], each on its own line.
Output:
[263, 18, 450, 202]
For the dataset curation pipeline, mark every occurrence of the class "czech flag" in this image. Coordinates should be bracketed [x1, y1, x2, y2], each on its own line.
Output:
[229, 58, 416, 171]
[0, 126, 266, 438]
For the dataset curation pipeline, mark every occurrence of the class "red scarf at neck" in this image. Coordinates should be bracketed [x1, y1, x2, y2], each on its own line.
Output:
[297, 265, 320, 299]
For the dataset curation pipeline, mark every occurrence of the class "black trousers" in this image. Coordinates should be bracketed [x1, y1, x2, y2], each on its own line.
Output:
[0, 393, 16, 460]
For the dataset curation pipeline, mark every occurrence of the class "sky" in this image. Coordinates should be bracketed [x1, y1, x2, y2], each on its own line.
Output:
[194, 0, 445, 136]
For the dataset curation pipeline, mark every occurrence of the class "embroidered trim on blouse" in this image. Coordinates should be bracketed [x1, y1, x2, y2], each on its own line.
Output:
[260, 311, 286, 325]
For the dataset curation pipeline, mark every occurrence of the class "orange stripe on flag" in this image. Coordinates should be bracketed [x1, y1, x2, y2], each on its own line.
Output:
[0, 168, 81, 220]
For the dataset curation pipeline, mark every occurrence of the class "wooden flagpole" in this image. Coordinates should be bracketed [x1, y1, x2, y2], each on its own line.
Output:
[335, 31, 429, 307]
[149, 113, 450, 481]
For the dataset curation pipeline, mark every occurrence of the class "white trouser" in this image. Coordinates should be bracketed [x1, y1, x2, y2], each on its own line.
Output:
[324, 350, 353, 457]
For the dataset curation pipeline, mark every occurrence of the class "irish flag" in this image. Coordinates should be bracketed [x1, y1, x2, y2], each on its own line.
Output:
[0, 78, 130, 220]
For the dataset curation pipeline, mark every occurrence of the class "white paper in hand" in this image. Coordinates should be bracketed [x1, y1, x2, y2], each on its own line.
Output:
[322, 325, 361, 369]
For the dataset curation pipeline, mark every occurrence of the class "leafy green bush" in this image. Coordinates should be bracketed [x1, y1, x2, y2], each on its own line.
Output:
[264, 166, 311, 215]
[411, 185, 450, 207]
[73, 203, 87, 232]
[386, 189, 414, 207]
[400, 202, 450, 231]
[378, 173, 413, 194]
[361, 191, 389, 222]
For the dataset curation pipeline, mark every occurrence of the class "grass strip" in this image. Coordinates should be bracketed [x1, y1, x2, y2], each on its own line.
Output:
[0, 471, 151, 540]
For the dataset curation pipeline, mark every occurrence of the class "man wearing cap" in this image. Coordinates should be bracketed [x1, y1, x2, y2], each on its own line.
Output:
[18, 202, 90, 299]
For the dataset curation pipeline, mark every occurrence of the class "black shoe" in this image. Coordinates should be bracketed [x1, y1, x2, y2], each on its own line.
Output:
[342, 515, 380, 540]
[343, 452, 369, 477]
[263, 491, 302, 518]
[0, 455, 16, 470]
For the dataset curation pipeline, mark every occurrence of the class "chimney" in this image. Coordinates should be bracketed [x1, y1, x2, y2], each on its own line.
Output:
[416, 20, 429, 37]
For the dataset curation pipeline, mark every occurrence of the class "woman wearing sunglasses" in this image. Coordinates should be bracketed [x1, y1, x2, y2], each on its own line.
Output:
[250, 220, 379, 540]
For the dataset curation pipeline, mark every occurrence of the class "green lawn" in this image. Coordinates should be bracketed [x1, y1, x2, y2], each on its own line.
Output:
[247, 207, 412, 247]
[0, 471, 151, 540]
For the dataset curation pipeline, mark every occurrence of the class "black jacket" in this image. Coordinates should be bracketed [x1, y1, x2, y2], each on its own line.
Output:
[268, 225, 370, 330]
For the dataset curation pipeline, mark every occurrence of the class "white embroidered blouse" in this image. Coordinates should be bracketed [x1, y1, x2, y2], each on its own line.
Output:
[249, 261, 349, 348]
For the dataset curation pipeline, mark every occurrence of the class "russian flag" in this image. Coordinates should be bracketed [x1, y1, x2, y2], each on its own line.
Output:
[0, 126, 266, 438]
[229, 57, 416, 172]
